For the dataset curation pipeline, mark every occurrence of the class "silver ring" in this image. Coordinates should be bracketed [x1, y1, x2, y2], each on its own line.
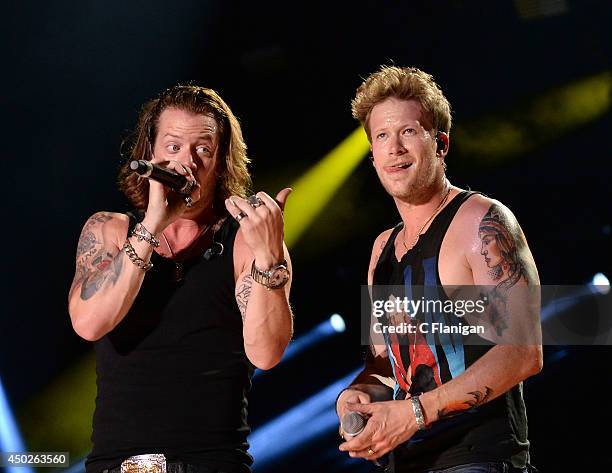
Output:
[235, 212, 247, 222]
[184, 196, 193, 208]
[247, 195, 264, 208]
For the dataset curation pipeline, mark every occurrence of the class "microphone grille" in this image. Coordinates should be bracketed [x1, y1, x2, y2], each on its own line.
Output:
[341, 411, 366, 437]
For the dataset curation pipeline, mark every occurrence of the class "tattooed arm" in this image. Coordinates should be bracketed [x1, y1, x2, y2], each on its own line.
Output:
[419, 197, 542, 423]
[233, 232, 293, 370]
[68, 211, 155, 341]
[339, 201, 542, 460]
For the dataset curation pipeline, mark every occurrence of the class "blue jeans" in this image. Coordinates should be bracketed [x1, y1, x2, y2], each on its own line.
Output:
[427, 462, 529, 473]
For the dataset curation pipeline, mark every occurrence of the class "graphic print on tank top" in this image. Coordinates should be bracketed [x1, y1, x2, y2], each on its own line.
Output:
[389, 257, 467, 400]
[374, 191, 479, 401]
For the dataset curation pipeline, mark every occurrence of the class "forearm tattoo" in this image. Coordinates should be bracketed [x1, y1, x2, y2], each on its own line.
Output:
[236, 274, 253, 322]
[437, 386, 493, 419]
[70, 213, 124, 301]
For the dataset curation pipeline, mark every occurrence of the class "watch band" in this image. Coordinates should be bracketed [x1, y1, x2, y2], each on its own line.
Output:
[410, 395, 427, 430]
[250, 259, 288, 289]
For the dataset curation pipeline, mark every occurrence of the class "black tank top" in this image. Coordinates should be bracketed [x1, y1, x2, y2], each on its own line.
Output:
[373, 191, 530, 472]
[86, 214, 253, 473]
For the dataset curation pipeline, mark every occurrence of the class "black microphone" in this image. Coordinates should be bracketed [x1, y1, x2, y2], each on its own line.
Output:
[341, 411, 390, 470]
[129, 160, 195, 195]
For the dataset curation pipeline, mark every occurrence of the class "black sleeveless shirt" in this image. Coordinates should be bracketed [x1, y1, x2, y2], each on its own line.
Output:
[372, 191, 530, 472]
[85, 214, 253, 473]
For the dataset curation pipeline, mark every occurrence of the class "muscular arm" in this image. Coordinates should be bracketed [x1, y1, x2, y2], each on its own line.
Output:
[420, 200, 542, 424]
[339, 202, 542, 458]
[68, 212, 156, 341]
[236, 241, 294, 370]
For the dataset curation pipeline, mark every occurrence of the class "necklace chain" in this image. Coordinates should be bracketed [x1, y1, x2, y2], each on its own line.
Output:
[402, 182, 452, 252]
[160, 220, 216, 282]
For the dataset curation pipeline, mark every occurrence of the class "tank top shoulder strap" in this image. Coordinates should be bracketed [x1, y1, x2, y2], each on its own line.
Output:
[418, 190, 482, 250]
[378, 222, 404, 263]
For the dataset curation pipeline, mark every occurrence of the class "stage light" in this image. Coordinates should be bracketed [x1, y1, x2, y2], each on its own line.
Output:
[254, 313, 346, 378]
[590, 272, 610, 295]
[283, 127, 370, 247]
[330, 313, 346, 333]
[249, 368, 361, 469]
[454, 72, 611, 163]
[0, 377, 33, 473]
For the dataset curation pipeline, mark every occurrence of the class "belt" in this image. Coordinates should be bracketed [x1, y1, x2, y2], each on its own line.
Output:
[103, 454, 220, 473]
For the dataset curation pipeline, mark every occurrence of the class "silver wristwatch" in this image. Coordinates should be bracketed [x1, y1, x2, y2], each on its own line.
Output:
[250, 260, 290, 289]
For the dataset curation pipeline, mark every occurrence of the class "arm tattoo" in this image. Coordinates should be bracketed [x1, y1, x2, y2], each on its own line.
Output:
[80, 249, 124, 300]
[76, 214, 112, 258]
[478, 205, 526, 289]
[437, 386, 493, 420]
[70, 213, 123, 300]
[236, 274, 253, 322]
[478, 204, 532, 335]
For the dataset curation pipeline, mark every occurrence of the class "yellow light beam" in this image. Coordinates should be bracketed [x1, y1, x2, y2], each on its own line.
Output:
[283, 126, 370, 247]
[454, 71, 611, 163]
[19, 352, 96, 459]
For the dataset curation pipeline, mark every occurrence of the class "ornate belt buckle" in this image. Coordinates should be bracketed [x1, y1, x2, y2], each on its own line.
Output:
[120, 454, 166, 473]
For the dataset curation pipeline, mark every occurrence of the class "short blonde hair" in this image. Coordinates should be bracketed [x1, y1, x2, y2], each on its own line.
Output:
[118, 84, 251, 211]
[351, 66, 452, 140]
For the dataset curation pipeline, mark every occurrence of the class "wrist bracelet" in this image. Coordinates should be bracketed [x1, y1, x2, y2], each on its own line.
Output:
[410, 395, 427, 430]
[132, 222, 160, 248]
[123, 238, 153, 271]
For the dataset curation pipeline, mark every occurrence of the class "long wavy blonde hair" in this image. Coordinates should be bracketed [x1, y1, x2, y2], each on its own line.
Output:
[118, 84, 251, 211]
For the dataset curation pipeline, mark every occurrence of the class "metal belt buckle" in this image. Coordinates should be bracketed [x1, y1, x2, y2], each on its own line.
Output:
[120, 454, 166, 473]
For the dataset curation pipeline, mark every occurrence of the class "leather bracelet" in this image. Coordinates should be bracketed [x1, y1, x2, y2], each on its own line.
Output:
[122, 238, 153, 271]
[132, 222, 160, 248]
[410, 395, 427, 430]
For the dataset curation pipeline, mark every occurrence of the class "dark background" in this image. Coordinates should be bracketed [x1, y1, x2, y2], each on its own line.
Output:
[2, 0, 611, 471]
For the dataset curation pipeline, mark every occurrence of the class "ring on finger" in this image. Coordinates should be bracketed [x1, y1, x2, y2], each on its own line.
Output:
[367, 448, 376, 456]
[235, 211, 247, 222]
[247, 195, 264, 208]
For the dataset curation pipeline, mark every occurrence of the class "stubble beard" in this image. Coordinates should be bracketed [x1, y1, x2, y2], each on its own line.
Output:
[383, 156, 444, 205]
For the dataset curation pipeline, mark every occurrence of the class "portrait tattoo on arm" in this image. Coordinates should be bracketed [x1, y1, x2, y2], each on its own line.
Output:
[478, 205, 533, 336]
[478, 205, 526, 289]
[236, 274, 253, 322]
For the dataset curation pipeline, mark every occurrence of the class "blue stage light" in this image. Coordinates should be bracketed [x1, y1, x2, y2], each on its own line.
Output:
[250, 368, 360, 469]
[0, 377, 33, 473]
[254, 314, 346, 378]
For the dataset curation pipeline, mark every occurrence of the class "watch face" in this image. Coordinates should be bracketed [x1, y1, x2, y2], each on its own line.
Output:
[269, 266, 290, 288]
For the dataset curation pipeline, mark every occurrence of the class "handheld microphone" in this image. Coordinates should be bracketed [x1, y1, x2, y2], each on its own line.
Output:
[341, 411, 390, 470]
[129, 160, 195, 195]
[341, 411, 367, 437]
